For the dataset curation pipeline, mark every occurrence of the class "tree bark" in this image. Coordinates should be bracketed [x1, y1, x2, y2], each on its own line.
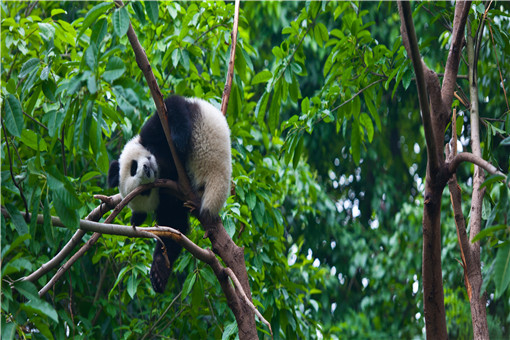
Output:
[466, 20, 489, 340]
[397, 1, 472, 338]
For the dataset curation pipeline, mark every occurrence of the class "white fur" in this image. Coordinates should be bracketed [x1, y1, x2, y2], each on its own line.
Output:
[186, 98, 231, 216]
[118, 136, 160, 213]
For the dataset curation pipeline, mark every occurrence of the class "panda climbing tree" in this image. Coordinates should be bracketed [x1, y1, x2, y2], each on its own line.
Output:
[108, 95, 232, 293]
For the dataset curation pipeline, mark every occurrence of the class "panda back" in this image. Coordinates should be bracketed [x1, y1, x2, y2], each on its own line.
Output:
[187, 98, 232, 217]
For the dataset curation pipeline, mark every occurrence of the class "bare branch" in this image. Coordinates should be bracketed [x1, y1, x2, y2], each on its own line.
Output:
[34, 182, 174, 295]
[448, 152, 506, 180]
[221, 0, 240, 116]
[331, 78, 385, 113]
[0, 195, 120, 283]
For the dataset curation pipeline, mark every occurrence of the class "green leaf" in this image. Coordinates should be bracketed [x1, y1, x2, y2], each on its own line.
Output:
[1, 258, 33, 279]
[127, 272, 138, 299]
[255, 91, 269, 129]
[43, 109, 65, 138]
[91, 18, 108, 46]
[221, 321, 238, 340]
[4, 94, 24, 137]
[317, 22, 329, 42]
[360, 113, 374, 143]
[19, 58, 40, 79]
[268, 83, 281, 134]
[293, 136, 304, 168]
[351, 118, 361, 165]
[103, 56, 125, 82]
[252, 70, 272, 85]
[20, 129, 48, 151]
[51, 9, 66, 17]
[131, 1, 146, 25]
[1, 321, 15, 340]
[455, 113, 464, 136]
[84, 45, 97, 70]
[182, 272, 197, 300]
[113, 7, 130, 37]
[22, 299, 59, 323]
[1, 233, 30, 259]
[314, 25, 323, 47]
[500, 136, 510, 146]
[272, 46, 283, 60]
[171, 49, 180, 68]
[145, 0, 159, 24]
[110, 266, 130, 298]
[46, 167, 81, 227]
[479, 174, 506, 190]
[40, 65, 50, 81]
[471, 224, 507, 243]
[494, 242, 510, 298]
[5, 203, 29, 239]
[14, 281, 59, 322]
[78, 2, 114, 38]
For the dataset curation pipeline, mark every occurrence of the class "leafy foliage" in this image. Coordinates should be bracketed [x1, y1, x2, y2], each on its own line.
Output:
[1, 1, 509, 339]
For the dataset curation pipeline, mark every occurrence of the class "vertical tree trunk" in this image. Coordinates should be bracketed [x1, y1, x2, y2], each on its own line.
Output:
[422, 175, 448, 339]
[466, 22, 490, 339]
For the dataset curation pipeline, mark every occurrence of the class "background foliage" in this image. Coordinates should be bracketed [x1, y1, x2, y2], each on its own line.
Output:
[1, 1, 509, 339]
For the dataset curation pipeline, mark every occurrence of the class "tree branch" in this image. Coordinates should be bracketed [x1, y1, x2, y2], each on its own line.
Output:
[220, 0, 240, 116]
[448, 152, 506, 179]
[441, 1, 471, 110]
[398, 1, 439, 172]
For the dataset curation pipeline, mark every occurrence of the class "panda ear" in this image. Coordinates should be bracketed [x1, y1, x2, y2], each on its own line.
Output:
[108, 160, 120, 187]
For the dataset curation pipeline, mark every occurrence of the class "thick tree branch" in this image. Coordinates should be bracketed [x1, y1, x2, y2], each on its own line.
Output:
[441, 1, 471, 110]
[398, 1, 439, 172]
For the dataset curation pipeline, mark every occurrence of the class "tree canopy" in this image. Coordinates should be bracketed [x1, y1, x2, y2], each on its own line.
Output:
[1, 1, 509, 339]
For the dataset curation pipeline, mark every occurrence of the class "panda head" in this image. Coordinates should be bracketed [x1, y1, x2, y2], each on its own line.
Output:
[108, 136, 160, 212]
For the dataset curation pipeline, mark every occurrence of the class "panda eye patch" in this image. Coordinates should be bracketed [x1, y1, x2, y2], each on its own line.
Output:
[130, 160, 138, 176]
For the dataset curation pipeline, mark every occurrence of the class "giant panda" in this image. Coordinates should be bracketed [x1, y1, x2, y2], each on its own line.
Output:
[108, 95, 231, 293]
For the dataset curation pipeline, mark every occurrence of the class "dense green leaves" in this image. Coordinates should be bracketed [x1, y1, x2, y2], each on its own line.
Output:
[1, 1, 509, 339]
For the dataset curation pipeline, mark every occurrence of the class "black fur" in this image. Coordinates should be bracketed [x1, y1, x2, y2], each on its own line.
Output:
[108, 161, 120, 187]
[140, 96, 196, 292]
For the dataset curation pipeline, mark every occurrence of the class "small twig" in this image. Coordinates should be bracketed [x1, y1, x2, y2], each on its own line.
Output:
[61, 124, 67, 176]
[331, 78, 385, 113]
[220, 0, 240, 116]
[141, 290, 183, 340]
